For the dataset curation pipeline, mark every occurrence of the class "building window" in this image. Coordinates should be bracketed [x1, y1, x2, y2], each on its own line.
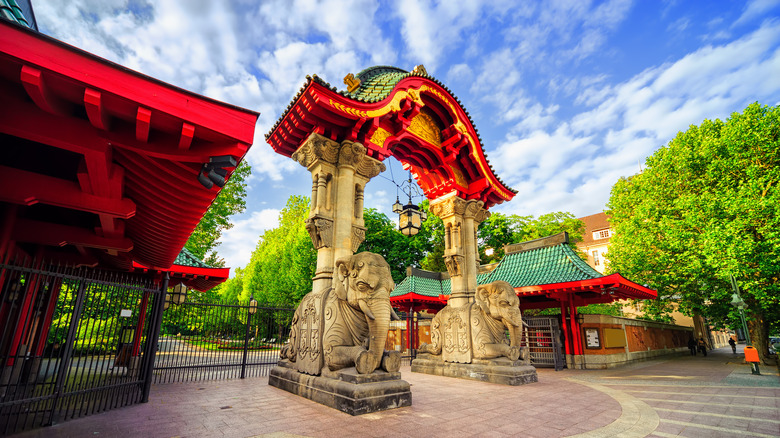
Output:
[592, 250, 600, 266]
[593, 229, 611, 240]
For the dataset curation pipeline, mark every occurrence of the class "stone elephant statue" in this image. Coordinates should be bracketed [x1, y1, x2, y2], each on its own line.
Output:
[420, 280, 527, 363]
[281, 252, 401, 375]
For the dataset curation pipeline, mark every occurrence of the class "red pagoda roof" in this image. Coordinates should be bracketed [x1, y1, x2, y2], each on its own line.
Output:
[0, 21, 259, 274]
[266, 66, 515, 209]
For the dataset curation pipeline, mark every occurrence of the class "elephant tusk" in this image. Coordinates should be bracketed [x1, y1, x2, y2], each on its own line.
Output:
[390, 307, 401, 321]
[359, 300, 376, 320]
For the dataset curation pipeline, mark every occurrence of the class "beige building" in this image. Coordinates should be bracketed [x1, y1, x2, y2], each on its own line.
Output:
[577, 212, 612, 274]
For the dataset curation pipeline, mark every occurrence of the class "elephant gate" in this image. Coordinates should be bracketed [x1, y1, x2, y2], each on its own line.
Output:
[265, 65, 537, 415]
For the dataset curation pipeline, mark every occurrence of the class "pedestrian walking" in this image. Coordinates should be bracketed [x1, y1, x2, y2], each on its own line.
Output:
[697, 337, 707, 357]
[687, 336, 697, 356]
[729, 337, 736, 354]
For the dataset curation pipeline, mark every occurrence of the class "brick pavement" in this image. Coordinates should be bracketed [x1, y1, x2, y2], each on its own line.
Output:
[15, 346, 780, 438]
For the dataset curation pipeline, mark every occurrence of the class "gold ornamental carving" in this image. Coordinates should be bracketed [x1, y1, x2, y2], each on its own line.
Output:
[369, 128, 392, 148]
[343, 73, 361, 93]
[409, 111, 442, 146]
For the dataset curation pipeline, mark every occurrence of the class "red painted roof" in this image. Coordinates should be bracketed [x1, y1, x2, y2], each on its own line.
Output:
[0, 21, 259, 274]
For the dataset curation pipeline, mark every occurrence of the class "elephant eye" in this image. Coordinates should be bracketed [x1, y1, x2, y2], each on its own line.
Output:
[500, 300, 509, 306]
[356, 281, 369, 292]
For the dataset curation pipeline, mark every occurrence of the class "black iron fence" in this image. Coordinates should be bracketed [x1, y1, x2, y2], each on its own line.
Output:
[0, 258, 165, 435]
[153, 301, 294, 384]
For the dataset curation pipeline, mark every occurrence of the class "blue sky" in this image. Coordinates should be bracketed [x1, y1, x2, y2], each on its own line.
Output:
[35, 0, 780, 273]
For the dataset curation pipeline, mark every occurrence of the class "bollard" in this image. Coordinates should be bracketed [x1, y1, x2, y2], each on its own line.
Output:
[743, 346, 761, 375]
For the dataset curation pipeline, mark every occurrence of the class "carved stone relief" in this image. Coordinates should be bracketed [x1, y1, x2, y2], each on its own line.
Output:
[306, 216, 334, 249]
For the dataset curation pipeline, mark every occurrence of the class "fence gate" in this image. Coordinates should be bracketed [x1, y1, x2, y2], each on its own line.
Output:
[153, 302, 294, 383]
[0, 260, 164, 435]
[524, 316, 565, 370]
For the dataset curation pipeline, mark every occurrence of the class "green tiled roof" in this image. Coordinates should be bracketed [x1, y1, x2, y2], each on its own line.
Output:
[0, 0, 31, 28]
[391, 267, 449, 298]
[173, 247, 213, 268]
[346, 66, 412, 102]
[393, 232, 602, 297]
[482, 240, 601, 287]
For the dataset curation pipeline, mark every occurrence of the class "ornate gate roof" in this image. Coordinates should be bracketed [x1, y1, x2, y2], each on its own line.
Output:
[266, 65, 516, 208]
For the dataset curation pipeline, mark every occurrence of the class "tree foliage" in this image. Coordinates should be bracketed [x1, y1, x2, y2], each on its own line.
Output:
[607, 103, 780, 361]
[358, 206, 434, 283]
[185, 160, 251, 267]
[242, 196, 316, 307]
[477, 211, 585, 263]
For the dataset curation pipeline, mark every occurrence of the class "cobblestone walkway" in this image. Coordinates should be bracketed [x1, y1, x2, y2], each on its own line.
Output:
[16, 346, 779, 438]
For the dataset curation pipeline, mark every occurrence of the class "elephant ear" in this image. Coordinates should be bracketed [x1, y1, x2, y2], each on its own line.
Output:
[334, 257, 351, 300]
[475, 285, 491, 315]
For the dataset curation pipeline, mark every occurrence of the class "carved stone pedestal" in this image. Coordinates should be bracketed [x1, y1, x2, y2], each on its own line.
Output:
[411, 354, 538, 386]
[269, 360, 412, 415]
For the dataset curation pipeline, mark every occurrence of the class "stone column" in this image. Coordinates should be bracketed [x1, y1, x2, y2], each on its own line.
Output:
[430, 193, 488, 307]
[292, 133, 384, 293]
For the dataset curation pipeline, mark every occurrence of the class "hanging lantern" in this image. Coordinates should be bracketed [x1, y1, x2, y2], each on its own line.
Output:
[170, 282, 188, 305]
[399, 203, 425, 236]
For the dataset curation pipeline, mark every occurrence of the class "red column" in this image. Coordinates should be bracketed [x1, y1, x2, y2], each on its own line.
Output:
[560, 300, 571, 355]
[569, 300, 581, 355]
[132, 290, 150, 356]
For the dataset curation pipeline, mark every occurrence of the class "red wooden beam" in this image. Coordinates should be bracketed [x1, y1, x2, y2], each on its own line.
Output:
[0, 165, 135, 218]
[136, 107, 152, 142]
[19, 65, 71, 116]
[13, 218, 133, 251]
[84, 88, 111, 131]
[178, 122, 194, 151]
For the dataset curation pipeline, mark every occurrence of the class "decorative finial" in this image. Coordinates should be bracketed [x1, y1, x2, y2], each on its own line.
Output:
[344, 73, 361, 93]
[411, 65, 428, 76]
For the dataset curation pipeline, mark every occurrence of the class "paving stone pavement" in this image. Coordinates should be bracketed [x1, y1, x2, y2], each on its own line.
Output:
[15, 346, 779, 438]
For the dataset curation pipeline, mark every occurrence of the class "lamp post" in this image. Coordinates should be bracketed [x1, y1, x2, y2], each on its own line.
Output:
[241, 294, 258, 379]
[730, 275, 760, 375]
[729, 275, 750, 346]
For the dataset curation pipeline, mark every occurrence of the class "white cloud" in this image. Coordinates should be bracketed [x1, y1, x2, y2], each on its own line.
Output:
[734, 0, 780, 27]
[214, 209, 281, 274]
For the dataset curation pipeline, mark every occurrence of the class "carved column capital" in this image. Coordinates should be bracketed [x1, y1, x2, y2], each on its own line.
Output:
[292, 133, 340, 169]
[337, 140, 367, 169]
[464, 199, 486, 219]
[430, 194, 467, 220]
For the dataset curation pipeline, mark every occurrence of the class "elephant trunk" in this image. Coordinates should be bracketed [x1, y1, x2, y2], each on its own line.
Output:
[503, 307, 523, 346]
[356, 298, 391, 374]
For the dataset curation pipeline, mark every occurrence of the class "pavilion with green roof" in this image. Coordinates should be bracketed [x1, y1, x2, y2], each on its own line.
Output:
[391, 232, 655, 312]
[390, 232, 656, 364]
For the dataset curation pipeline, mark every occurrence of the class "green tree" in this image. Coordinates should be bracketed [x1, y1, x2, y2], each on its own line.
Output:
[358, 207, 431, 283]
[477, 211, 585, 263]
[242, 196, 316, 307]
[607, 103, 780, 362]
[185, 160, 251, 267]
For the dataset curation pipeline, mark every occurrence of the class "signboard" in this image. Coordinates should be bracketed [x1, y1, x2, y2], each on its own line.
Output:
[585, 328, 601, 349]
[120, 309, 132, 318]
